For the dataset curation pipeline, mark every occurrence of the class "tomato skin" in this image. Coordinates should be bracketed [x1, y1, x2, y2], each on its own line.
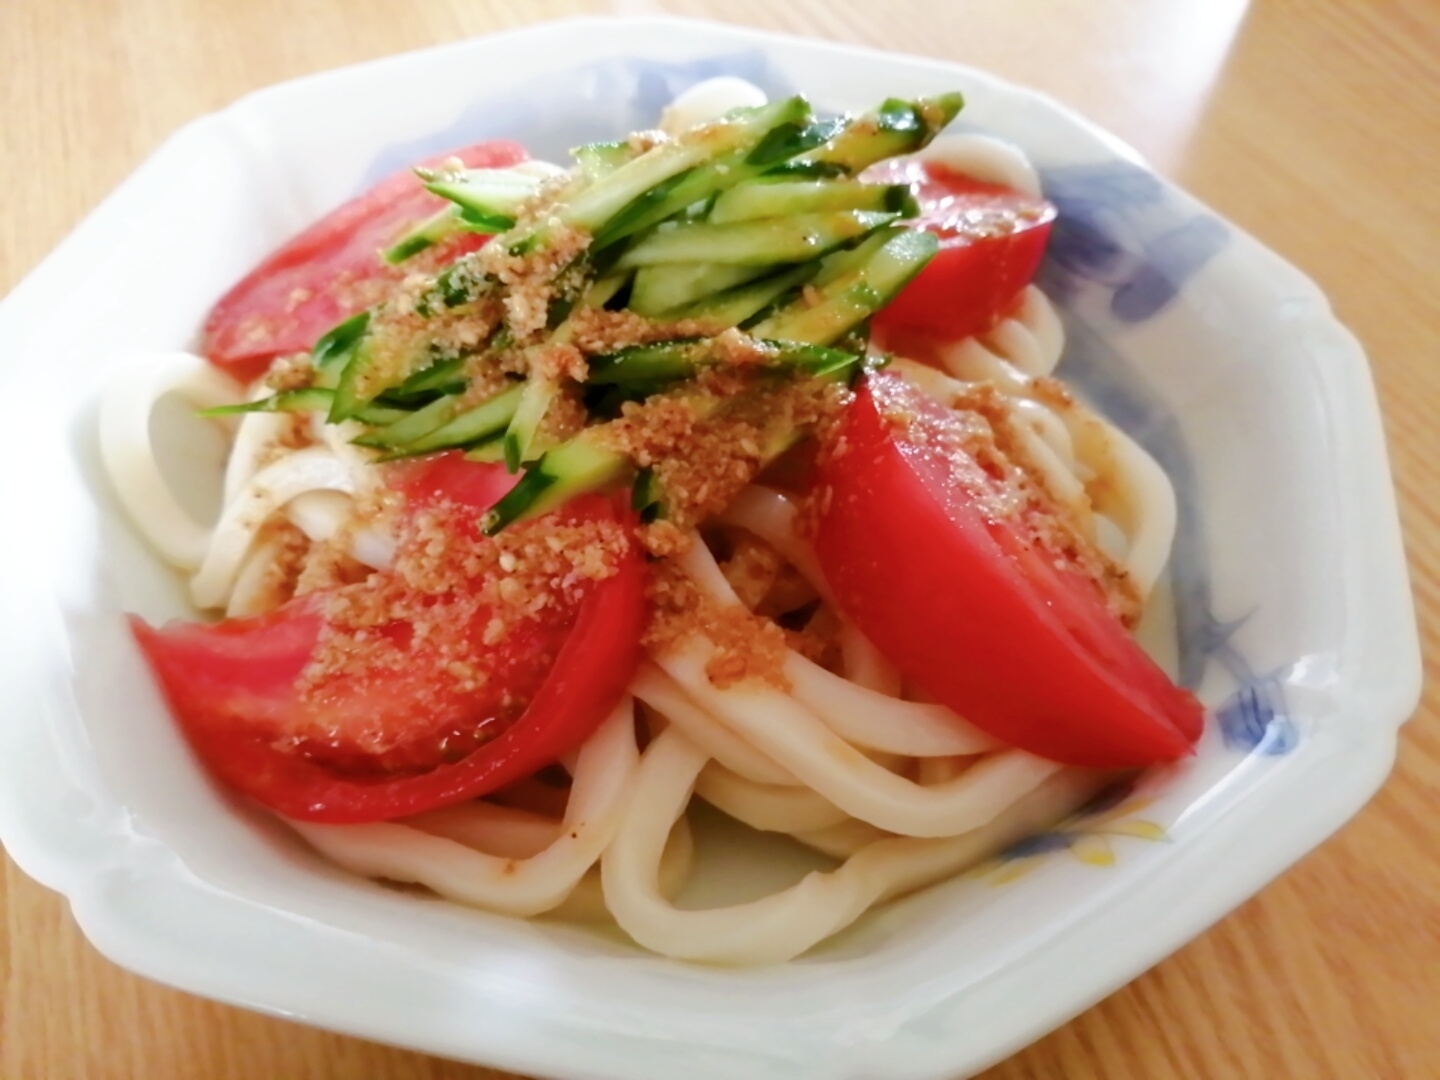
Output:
[131, 462, 646, 823]
[870, 161, 1056, 347]
[813, 373, 1202, 768]
[202, 140, 528, 383]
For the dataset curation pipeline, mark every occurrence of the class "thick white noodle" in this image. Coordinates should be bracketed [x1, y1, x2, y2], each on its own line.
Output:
[694, 762, 851, 833]
[718, 485, 828, 598]
[657, 638, 1060, 838]
[189, 448, 359, 610]
[1066, 414, 1178, 598]
[914, 133, 1043, 198]
[600, 726, 1099, 965]
[837, 622, 904, 695]
[222, 408, 291, 506]
[402, 801, 564, 859]
[938, 285, 1063, 387]
[790, 818, 891, 859]
[784, 651, 996, 758]
[631, 662, 798, 787]
[660, 77, 768, 135]
[290, 696, 639, 917]
[226, 533, 289, 617]
[99, 353, 244, 569]
[680, 536, 996, 761]
[548, 818, 694, 925]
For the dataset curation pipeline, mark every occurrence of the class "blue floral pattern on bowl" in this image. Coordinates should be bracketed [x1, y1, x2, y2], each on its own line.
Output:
[981, 779, 1170, 883]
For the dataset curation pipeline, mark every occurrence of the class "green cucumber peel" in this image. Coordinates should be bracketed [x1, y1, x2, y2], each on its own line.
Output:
[561, 96, 812, 240]
[481, 435, 630, 535]
[350, 392, 463, 450]
[615, 210, 896, 269]
[202, 386, 333, 417]
[708, 178, 918, 224]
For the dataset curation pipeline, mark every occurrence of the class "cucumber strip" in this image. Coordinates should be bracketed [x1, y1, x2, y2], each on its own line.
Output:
[350, 393, 464, 450]
[586, 336, 855, 388]
[807, 227, 897, 289]
[574, 140, 637, 181]
[202, 387, 334, 417]
[310, 311, 371, 390]
[414, 259, 492, 316]
[327, 341, 379, 422]
[591, 102, 837, 248]
[627, 262, 766, 316]
[329, 325, 460, 422]
[794, 93, 963, 175]
[631, 466, 664, 523]
[395, 383, 526, 456]
[378, 356, 468, 404]
[557, 97, 812, 236]
[585, 340, 710, 387]
[384, 206, 466, 264]
[615, 211, 896, 269]
[385, 198, 533, 264]
[749, 228, 938, 344]
[419, 162, 560, 223]
[354, 402, 413, 426]
[708, 179, 917, 224]
[773, 342, 864, 382]
[583, 270, 631, 310]
[665, 263, 818, 326]
[482, 434, 630, 535]
[502, 376, 562, 470]
[464, 435, 508, 464]
[204, 386, 416, 426]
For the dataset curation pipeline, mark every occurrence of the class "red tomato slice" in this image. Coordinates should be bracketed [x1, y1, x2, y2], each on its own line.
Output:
[202, 140, 529, 383]
[813, 372, 1202, 768]
[131, 458, 646, 823]
[869, 160, 1056, 348]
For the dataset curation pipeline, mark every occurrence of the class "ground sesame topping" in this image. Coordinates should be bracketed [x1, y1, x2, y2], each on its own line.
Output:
[643, 557, 791, 689]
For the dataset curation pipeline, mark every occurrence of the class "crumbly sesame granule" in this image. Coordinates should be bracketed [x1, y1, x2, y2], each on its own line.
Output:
[528, 340, 588, 384]
[295, 536, 373, 596]
[626, 129, 669, 154]
[1031, 375, 1075, 411]
[643, 558, 790, 690]
[535, 385, 589, 447]
[478, 222, 589, 343]
[597, 369, 847, 552]
[420, 298, 503, 353]
[264, 353, 315, 392]
[638, 519, 691, 558]
[254, 519, 310, 608]
[565, 308, 727, 355]
[718, 529, 784, 610]
[348, 311, 428, 403]
[708, 327, 776, 368]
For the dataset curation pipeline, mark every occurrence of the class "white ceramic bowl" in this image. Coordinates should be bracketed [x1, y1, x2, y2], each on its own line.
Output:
[0, 17, 1421, 1080]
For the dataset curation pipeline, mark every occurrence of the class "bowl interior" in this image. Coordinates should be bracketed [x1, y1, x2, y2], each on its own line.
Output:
[0, 18, 1415, 1080]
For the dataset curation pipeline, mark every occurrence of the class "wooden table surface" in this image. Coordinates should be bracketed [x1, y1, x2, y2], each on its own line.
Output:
[2, 1, 1436, 1077]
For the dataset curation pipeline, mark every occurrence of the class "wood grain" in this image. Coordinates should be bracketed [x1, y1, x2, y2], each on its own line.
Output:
[2, 1, 1437, 1077]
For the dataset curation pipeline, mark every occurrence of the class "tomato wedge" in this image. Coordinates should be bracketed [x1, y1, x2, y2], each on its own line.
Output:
[202, 139, 528, 383]
[869, 160, 1056, 348]
[813, 373, 1202, 768]
[131, 458, 645, 823]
